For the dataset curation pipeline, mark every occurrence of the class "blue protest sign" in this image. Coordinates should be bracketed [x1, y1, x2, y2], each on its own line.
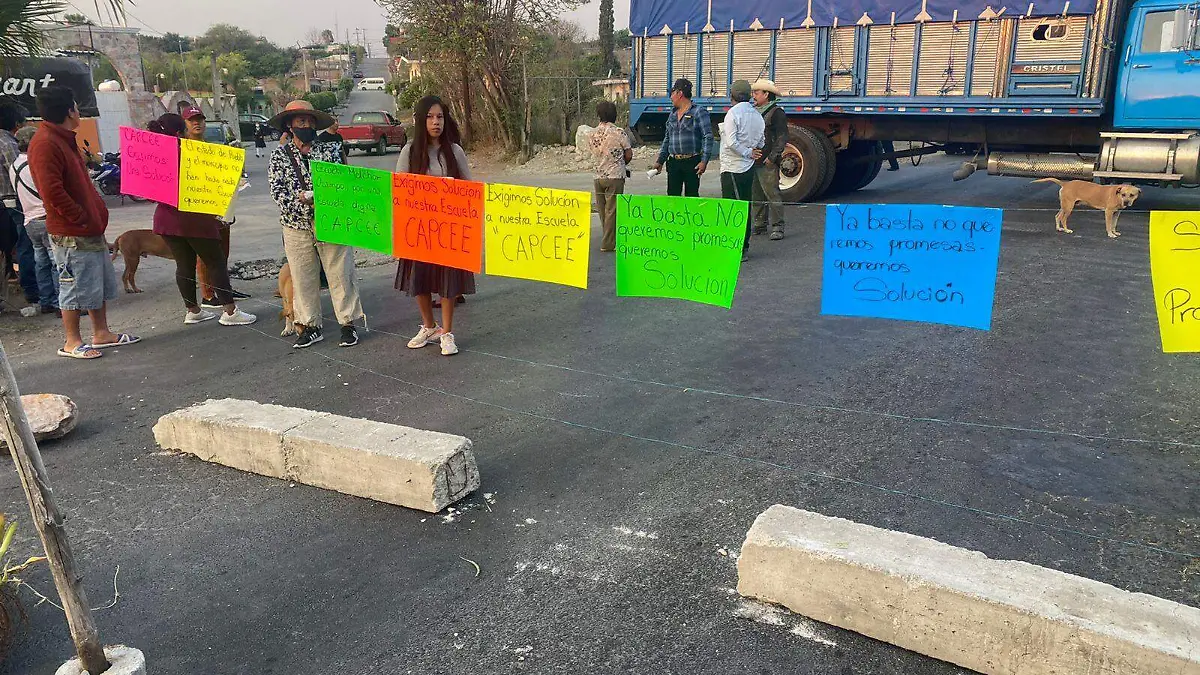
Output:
[821, 204, 1003, 330]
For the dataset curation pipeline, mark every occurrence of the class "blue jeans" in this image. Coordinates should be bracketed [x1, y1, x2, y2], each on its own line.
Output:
[25, 219, 58, 309]
[4, 206, 39, 303]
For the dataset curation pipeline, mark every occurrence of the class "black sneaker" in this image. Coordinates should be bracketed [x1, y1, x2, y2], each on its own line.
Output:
[200, 297, 223, 309]
[293, 325, 323, 349]
[230, 289, 251, 300]
[339, 324, 359, 347]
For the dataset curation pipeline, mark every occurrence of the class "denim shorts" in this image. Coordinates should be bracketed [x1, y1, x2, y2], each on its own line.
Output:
[50, 238, 119, 311]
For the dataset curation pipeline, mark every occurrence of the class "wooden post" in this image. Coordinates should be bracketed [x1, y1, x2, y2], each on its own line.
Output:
[0, 341, 109, 675]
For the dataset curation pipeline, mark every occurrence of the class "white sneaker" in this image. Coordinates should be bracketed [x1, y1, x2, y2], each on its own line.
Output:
[219, 308, 257, 326]
[407, 324, 443, 349]
[185, 309, 217, 325]
[440, 332, 459, 356]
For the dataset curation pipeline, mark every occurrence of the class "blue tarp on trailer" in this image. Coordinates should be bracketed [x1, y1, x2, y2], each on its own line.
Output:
[629, 0, 1096, 32]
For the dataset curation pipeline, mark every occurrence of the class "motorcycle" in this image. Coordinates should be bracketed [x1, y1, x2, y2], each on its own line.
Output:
[83, 140, 144, 203]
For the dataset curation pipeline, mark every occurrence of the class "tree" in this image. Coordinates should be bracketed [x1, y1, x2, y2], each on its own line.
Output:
[198, 24, 257, 54]
[303, 28, 326, 48]
[243, 40, 296, 78]
[320, 29, 334, 45]
[614, 28, 631, 50]
[378, 0, 585, 150]
[598, 0, 615, 76]
[156, 32, 192, 54]
[2, 0, 69, 65]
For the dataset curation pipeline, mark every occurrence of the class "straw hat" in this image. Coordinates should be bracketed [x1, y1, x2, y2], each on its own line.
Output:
[751, 79, 781, 96]
[268, 99, 335, 131]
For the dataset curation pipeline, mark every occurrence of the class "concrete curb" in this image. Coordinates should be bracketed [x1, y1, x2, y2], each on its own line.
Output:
[153, 399, 479, 512]
[737, 505, 1200, 675]
[55, 645, 145, 675]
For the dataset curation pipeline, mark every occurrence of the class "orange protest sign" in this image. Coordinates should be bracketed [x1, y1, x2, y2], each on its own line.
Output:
[391, 172, 484, 273]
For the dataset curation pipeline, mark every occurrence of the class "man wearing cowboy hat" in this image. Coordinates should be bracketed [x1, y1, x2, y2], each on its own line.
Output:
[267, 99, 365, 349]
[750, 79, 789, 240]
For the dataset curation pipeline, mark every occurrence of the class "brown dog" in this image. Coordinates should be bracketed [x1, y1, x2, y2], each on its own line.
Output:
[109, 229, 174, 293]
[278, 262, 296, 336]
[1033, 178, 1142, 238]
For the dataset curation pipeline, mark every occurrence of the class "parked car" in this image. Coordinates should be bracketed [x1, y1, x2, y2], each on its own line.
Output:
[356, 77, 386, 91]
[202, 119, 238, 146]
[239, 113, 280, 141]
[340, 111, 407, 155]
[353, 70, 364, 79]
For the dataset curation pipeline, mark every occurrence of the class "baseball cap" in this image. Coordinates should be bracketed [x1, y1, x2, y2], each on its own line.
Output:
[181, 106, 205, 120]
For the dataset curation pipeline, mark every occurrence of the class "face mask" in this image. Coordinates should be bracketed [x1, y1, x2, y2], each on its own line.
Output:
[291, 127, 317, 144]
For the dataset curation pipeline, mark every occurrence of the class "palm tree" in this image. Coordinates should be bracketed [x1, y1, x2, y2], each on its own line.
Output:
[1, 0, 124, 65]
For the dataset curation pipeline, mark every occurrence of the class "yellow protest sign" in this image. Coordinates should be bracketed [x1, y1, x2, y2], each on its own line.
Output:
[1149, 211, 1200, 353]
[178, 139, 245, 216]
[484, 183, 591, 288]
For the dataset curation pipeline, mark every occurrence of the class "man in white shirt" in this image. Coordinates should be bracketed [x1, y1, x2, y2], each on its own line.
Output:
[9, 125, 58, 314]
[719, 79, 765, 262]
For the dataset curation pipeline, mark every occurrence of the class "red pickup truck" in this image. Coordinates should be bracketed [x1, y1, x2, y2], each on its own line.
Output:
[340, 111, 407, 155]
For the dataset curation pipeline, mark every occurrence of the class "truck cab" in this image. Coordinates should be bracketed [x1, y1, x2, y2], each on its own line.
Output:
[1114, 0, 1200, 129]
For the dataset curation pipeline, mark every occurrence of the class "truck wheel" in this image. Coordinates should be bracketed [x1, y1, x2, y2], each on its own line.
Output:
[779, 125, 835, 203]
[828, 141, 884, 195]
[377, 137, 387, 155]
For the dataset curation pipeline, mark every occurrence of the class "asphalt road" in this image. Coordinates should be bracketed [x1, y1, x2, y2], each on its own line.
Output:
[0, 73, 1197, 673]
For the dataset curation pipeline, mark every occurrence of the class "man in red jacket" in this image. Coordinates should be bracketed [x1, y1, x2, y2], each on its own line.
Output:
[27, 86, 140, 359]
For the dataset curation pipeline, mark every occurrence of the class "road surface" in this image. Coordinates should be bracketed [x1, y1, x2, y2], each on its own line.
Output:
[1, 62, 1196, 674]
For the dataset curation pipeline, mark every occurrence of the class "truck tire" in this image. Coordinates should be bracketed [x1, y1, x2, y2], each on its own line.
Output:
[828, 141, 884, 194]
[377, 137, 387, 155]
[779, 125, 835, 203]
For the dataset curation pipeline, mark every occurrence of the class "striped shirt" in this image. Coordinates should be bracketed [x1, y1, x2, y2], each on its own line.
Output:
[656, 103, 713, 165]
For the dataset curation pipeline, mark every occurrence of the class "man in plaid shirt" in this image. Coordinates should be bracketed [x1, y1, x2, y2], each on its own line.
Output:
[653, 79, 713, 197]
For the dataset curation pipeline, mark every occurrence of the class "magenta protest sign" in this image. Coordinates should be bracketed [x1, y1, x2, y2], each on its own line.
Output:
[119, 126, 179, 206]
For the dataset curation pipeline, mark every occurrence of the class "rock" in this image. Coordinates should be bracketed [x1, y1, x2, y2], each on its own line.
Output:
[55, 645, 145, 675]
[575, 124, 596, 152]
[0, 394, 78, 448]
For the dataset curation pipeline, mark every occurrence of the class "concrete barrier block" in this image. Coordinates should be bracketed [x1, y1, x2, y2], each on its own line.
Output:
[153, 398, 324, 478]
[737, 505, 1200, 675]
[284, 412, 478, 512]
[154, 399, 478, 512]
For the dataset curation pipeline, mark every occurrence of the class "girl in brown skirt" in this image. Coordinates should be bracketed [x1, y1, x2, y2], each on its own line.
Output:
[395, 95, 474, 356]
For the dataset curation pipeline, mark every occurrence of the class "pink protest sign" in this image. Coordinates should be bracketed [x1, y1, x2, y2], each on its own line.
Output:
[119, 126, 179, 206]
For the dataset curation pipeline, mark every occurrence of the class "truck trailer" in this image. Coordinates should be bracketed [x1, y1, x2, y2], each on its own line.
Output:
[627, 0, 1200, 202]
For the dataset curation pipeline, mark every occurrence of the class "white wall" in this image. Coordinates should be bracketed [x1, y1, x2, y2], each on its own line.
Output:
[95, 90, 131, 154]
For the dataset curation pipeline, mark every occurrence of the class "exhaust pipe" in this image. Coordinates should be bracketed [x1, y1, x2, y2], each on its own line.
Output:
[986, 153, 1095, 180]
[952, 161, 978, 181]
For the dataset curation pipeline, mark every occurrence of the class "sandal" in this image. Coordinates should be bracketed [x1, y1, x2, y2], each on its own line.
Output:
[57, 345, 102, 360]
[92, 333, 142, 349]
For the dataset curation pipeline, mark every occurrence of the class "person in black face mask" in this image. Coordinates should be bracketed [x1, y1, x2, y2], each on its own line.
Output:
[267, 100, 365, 349]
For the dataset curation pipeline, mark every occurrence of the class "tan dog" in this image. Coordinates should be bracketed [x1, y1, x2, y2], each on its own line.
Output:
[109, 229, 174, 293]
[278, 262, 296, 336]
[1033, 178, 1142, 238]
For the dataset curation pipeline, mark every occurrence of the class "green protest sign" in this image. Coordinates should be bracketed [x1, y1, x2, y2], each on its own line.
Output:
[615, 195, 747, 308]
[312, 161, 394, 255]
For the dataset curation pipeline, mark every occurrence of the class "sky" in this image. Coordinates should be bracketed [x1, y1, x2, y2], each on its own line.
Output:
[69, 0, 630, 48]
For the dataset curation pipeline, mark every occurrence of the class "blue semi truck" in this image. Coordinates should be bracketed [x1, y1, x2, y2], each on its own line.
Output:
[627, 0, 1200, 202]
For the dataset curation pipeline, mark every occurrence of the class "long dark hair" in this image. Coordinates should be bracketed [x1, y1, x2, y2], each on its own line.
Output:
[408, 95, 463, 178]
[148, 113, 186, 137]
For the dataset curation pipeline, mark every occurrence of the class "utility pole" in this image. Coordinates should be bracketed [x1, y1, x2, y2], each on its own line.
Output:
[0, 342, 110, 675]
[210, 52, 221, 120]
[179, 40, 189, 92]
[297, 43, 311, 94]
